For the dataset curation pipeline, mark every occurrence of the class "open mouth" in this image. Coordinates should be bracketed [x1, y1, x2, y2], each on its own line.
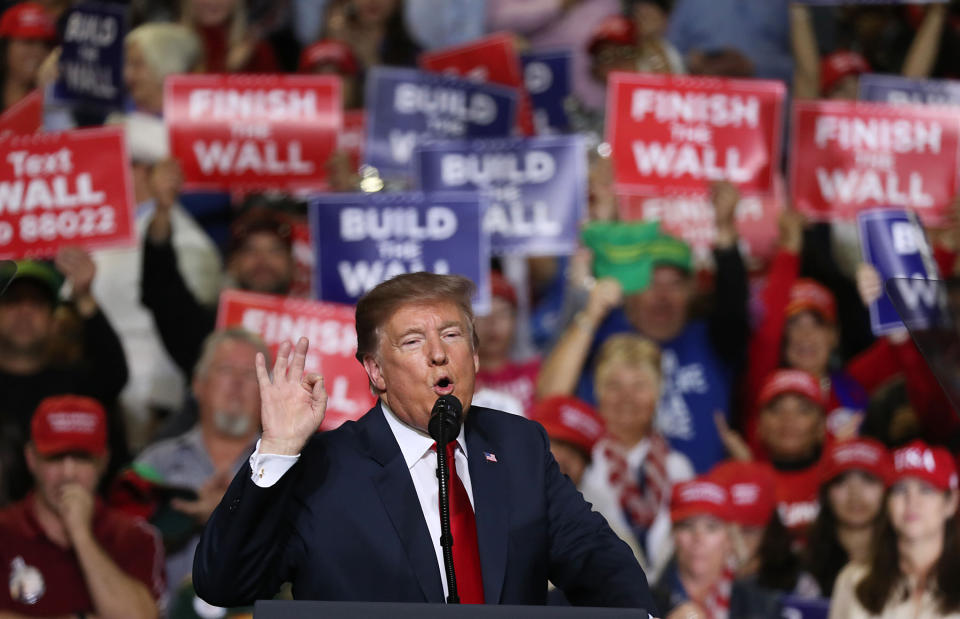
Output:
[434, 376, 454, 395]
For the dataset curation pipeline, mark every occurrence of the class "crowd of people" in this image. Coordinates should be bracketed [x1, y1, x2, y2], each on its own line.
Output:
[2, 0, 960, 617]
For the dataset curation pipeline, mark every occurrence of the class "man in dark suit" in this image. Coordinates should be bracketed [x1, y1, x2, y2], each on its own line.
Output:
[193, 273, 657, 613]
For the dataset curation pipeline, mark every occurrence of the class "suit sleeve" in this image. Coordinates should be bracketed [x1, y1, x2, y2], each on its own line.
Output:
[192, 460, 305, 606]
[541, 425, 658, 613]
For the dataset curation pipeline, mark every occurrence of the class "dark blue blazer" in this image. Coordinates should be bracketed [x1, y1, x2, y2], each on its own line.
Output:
[193, 404, 656, 612]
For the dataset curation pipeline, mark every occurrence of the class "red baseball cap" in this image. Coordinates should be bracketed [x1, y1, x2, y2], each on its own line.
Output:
[821, 438, 892, 486]
[786, 278, 837, 324]
[489, 271, 517, 308]
[670, 478, 732, 523]
[709, 461, 778, 527]
[531, 396, 605, 456]
[820, 50, 870, 96]
[587, 15, 637, 54]
[298, 39, 359, 75]
[0, 3, 55, 40]
[31, 395, 108, 457]
[891, 440, 958, 492]
[758, 369, 826, 411]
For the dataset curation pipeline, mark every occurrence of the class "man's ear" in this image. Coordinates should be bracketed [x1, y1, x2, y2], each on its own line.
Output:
[363, 355, 387, 392]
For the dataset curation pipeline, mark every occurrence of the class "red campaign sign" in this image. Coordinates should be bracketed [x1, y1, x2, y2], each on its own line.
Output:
[0, 90, 43, 140]
[0, 126, 135, 259]
[618, 175, 785, 269]
[338, 109, 365, 175]
[216, 290, 376, 431]
[790, 99, 960, 224]
[606, 72, 785, 197]
[419, 32, 534, 136]
[166, 74, 342, 191]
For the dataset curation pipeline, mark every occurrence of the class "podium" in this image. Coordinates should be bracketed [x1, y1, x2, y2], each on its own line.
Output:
[253, 601, 649, 618]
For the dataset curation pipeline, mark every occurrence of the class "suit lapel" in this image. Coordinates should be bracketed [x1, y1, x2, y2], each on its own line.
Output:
[361, 404, 444, 603]
[466, 410, 509, 604]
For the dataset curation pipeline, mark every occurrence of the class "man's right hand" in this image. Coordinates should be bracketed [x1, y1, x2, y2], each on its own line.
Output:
[582, 277, 624, 327]
[257, 338, 327, 456]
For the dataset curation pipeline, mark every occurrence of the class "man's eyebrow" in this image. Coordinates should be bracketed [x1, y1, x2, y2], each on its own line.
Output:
[439, 320, 464, 331]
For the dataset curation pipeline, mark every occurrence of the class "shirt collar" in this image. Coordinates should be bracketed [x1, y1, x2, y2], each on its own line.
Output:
[381, 400, 467, 470]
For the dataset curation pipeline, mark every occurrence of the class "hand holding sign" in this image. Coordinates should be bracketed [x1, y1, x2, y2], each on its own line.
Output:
[257, 338, 327, 456]
[55, 247, 96, 317]
[711, 180, 740, 248]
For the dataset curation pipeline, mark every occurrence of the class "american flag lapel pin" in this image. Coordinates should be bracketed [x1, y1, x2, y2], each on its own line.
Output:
[484, 451, 498, 463]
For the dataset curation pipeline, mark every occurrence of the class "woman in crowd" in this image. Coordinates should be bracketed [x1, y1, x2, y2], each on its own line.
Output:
[805, 438, 890, 598]
[830, 440, 960, 618]
[323, 0, 420, 70]
[180, 0, 278, 73]
[124, 23, 202, 115]
[654, 478, 782, 619]
[579, 334, 694, 574]
[0, 2, 56, 113]
[753, 369, 829, 540]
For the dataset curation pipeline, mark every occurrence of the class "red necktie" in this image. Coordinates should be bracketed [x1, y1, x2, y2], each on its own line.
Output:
[441, 441, 485, 604]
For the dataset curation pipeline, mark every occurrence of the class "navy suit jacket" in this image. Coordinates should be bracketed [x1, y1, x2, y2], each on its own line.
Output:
[193, 404, 656, 612]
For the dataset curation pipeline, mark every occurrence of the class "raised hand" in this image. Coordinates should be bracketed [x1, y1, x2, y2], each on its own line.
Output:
[55, 247, 97, 317]
[710, 180, 740, 249]
[257, 337, 327, 456]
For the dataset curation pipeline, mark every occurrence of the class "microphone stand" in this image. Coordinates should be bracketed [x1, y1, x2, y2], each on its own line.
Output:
[429, 395, 463, 604]
[435, 426, 459, 604]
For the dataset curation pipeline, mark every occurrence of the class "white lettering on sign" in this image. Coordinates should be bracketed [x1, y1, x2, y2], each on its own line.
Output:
[338, 207, 458, 241]
[7, 149, 74, 176]
[814, 169, 933, 208]
[64, 12, 117, 46]
[483, 202, 561, 238]
[524, 62, 552, 95]
[389, 130, 417, 163]
[393, 83, 496, 125]
[630, 89, 760, 128]
[439, 151, 555, 186]
[891, 222, 922, 254]
[0, 175, 105, 214]
[60, 62, 117, 98]
[337, 259, 450, 297]
[239, 308, 357, 357]
[813, 116, 942, 154]
[187, 89, 319, 120]
[892, 277, 940, 310]
[631, 141, 751, 182]
[192, 140, 314, 175]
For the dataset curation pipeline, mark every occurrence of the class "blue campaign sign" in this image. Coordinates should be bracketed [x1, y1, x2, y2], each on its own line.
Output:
[309, 192, 491, 312]
[858, 208, 942, 336]
[859, 73, 960, 105]
[414, 135, 587, 256]
[797, 0, 945, 4]
[53, 2, 127, 108]
[364, 67, 518, 181]
[520, 51, 572, 134]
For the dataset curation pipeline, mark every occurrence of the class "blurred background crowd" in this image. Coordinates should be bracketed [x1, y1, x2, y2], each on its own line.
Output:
[3, 0, 960, 618]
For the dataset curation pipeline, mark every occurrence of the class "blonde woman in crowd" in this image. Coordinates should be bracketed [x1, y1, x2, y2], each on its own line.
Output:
[579, 334, 694, 575]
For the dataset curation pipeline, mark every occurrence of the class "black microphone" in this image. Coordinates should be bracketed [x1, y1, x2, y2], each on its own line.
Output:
[428, 394, 463, 603]
[428, 394, 463, 446]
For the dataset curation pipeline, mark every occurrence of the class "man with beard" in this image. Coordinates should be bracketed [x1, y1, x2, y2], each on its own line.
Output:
[135, 328, 268, 597]
[0, 254, 129, 503]
[142, 204, 295, 379]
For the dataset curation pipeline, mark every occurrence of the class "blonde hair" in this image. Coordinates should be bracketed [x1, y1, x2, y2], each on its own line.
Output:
[594, 334, 662, 391]
[180, 0, 247, 71]
[125, 23, 202, 79]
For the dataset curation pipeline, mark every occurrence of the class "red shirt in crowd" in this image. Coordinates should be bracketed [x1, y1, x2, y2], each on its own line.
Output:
[0, 496, 165, 616]
[771, 462, 823, 543]
[198, 24, 279, 73]
[475, 358, 541, 416]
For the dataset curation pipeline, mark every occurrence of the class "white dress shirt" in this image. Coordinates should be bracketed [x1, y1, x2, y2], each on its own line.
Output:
[248, 402, 474, 600]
